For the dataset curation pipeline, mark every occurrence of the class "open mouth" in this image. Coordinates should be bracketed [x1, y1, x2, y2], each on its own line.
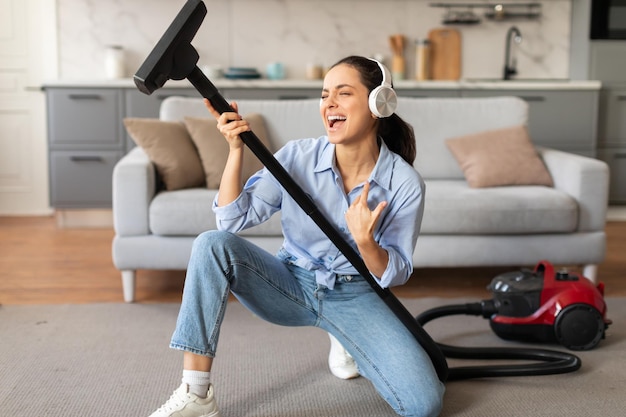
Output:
[328, 115, 347, 129]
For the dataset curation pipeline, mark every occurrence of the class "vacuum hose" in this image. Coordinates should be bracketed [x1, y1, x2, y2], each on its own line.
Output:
[416, 302, 582, 380]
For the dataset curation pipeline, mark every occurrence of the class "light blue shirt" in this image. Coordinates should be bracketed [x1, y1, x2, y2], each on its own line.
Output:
[213, 136, 425, 290]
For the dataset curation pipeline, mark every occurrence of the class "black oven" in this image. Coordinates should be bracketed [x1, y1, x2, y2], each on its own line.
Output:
[591, 0, 626, 39]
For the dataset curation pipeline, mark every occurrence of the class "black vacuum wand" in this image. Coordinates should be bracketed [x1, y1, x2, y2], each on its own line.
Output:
[133, 0, 448, 382]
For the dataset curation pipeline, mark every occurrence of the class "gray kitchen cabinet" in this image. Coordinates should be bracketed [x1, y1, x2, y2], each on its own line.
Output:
[597, 86, 626, 147]
[597, 85, 626, 203]
[461, 89, 599, 157]
[46, 88, 125, 208]
[597, 147, 626, 203]
[49, 150, 123, 207]
[47, 88, 124, 150]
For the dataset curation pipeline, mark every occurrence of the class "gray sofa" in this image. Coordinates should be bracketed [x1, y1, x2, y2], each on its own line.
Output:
[112, 96, 609, 302]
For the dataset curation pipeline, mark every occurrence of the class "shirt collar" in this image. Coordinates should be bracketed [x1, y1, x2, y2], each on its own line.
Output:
[313, 138, 335, 174]
[371, 140, 393, 191]
[313, 137, 394, 191]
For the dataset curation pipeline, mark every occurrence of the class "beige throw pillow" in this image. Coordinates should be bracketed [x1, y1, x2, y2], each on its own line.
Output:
[123, 118, 205, 190]
[445, 125, 553, 188]
[184, 114, 271, 188]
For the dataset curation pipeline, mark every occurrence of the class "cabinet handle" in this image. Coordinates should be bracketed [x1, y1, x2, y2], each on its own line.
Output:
[68, 94, 102, 100]
[614, 153, 626, 159]
[616, 95, 626, 101]
[516, 96, 546, 102]
[70, 156, 104, 162]
[156, 94, 190, 101]
[278, 95, 312, 100]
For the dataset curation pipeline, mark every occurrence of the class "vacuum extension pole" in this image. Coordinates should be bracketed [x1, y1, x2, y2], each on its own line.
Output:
[133, 0, 448, 382]
[188, 68, 449, 382]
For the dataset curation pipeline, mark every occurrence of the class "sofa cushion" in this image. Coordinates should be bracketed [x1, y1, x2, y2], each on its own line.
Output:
[420, 180, 578, 235]
[445, 125, 554, 188]
[149, 188, 283, 237]
[184, 114, 272, 188]
[123, 118, 205, 190]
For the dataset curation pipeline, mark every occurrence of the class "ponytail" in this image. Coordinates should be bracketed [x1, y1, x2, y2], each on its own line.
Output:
[378, 114, 416, 165]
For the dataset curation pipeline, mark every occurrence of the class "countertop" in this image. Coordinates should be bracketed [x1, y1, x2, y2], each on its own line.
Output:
[40, 78, 602, 91]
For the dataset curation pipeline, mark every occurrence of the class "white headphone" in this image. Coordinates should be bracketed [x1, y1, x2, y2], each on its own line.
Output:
[368, 58, 397, 118]
[319, 58, 398, 118]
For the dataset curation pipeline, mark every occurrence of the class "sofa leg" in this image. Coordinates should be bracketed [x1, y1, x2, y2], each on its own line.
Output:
[582, 264, 598, 283]
[121, 270, 136, 303]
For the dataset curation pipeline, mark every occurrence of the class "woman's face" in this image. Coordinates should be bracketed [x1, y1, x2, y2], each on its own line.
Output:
[320, 64, 377, 145]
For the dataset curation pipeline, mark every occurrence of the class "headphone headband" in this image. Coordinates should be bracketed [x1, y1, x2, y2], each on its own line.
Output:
[369, 58, 392, 88]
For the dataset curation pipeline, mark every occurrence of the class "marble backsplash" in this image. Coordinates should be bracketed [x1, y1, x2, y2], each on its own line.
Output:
[57, 0, 572, 81]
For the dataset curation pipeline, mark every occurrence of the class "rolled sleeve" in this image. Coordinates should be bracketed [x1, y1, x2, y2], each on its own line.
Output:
[212, 192, 250, 232]
[376, 248, 410, 288]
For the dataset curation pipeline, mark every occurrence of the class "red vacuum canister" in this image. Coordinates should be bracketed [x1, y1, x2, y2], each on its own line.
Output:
[488, 261, 612, 350]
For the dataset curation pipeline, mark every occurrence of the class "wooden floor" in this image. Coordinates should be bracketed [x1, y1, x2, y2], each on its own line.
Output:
[0, 216, 624, 305]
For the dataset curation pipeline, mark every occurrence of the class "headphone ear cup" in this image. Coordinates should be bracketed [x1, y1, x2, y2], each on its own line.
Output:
[368, 85, 398, 118]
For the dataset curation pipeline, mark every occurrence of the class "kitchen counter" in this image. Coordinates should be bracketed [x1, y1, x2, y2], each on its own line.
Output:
[40, 78, 602, 91]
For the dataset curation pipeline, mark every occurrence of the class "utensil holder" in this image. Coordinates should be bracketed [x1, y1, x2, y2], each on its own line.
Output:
[392, 55, 405, 80]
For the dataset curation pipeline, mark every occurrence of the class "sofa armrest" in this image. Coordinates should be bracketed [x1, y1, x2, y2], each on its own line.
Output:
[538, 147, 609, 232]
[112, 147, 156, 236]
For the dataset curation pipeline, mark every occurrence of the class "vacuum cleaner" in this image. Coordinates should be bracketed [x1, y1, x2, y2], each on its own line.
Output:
[416, 260, 611, 380]
[133, 0, 611, 383]
[486, 260, 610, 351]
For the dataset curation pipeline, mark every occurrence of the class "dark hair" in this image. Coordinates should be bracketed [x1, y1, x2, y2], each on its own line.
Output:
[330, 56, 416, 165]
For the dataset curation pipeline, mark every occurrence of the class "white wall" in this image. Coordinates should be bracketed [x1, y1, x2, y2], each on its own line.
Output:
[57, 0, 573, 81]
[0, 0, 57, 215]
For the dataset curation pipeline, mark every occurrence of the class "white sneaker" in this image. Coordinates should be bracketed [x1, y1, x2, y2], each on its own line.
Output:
[328, 333, 360, 379]
[149, 383, 222, 417]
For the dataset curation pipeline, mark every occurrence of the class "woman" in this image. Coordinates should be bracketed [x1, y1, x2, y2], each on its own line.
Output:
[148, 56, 445, 417]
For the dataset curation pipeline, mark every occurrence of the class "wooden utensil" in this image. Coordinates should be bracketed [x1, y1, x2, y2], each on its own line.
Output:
[389, 34, 406, 80]
[428, 28, 461, 80]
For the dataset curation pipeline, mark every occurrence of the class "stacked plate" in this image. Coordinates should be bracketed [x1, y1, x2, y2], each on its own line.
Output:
[223, 67, 261, 79]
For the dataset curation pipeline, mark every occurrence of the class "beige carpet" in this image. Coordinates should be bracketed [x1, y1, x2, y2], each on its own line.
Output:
[0, 297, 623, 416]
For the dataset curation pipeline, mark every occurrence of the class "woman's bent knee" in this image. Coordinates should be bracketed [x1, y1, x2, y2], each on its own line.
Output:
[194, 230, 235, 249]
[397, 382, 444, 417]
[191, 230, 244, 258]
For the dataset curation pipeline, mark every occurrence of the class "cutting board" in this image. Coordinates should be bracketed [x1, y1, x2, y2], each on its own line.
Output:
[428, 28, 461, 80]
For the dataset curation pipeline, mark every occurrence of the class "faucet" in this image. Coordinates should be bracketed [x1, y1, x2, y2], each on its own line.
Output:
[503, 26, 522, 80]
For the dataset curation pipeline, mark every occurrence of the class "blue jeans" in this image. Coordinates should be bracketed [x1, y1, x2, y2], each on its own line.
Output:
[171, 231, 445, 417]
